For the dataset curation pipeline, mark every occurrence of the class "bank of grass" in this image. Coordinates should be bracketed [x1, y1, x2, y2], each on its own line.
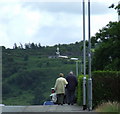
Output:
[95, 102, 120, 112]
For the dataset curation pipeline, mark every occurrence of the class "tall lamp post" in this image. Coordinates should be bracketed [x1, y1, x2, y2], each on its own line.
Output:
[82, 0, 87, 110]
[88, 0, 92, 111]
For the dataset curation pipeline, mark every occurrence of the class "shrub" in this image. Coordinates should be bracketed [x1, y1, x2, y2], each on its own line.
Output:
[92, 71, 120, 108]
[77, 71, 120, 109]
[77, 75, 88, 106]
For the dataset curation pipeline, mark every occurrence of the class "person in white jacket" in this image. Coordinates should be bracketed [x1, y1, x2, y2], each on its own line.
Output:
[54, 73, 68, 105]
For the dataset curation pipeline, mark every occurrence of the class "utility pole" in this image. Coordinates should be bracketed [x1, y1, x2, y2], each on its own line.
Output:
[88, 0, 92, 111]
[82, 0, 87, 110]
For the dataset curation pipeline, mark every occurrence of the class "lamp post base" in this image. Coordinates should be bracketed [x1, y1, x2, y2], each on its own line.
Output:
[83, 105, 87, 110]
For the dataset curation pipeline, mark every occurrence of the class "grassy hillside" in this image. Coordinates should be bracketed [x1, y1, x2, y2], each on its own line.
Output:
[2, 42, 83, 105]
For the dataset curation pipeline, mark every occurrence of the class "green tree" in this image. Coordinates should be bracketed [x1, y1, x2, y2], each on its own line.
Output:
[92, 22, 120, 71]
[13, 43, 18, 49]
[109, 3, 120, 15]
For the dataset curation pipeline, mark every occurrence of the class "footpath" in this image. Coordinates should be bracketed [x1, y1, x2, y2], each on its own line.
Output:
[1, 104, 87, 112]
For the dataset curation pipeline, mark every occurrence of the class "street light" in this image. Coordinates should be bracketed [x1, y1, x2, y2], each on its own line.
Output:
[88, 0, 92, 111]
[82, 0, 87, 110]
[70, 58, 79, 77]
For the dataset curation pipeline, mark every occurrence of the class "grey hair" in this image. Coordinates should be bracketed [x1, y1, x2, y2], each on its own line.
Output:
[69, 71, 73, 74]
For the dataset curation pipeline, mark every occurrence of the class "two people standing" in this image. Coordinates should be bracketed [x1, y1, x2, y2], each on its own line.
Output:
[54, 71, 78, 105]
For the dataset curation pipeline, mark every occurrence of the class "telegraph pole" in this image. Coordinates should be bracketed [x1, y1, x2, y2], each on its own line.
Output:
[82, 0, 87, 110]
[88, 0, 92, 111]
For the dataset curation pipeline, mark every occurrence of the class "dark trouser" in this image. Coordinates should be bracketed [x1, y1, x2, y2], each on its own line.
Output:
[57, 93, 64, 105]
[66, 89, 75, 105]
[63, 88, 67, 104]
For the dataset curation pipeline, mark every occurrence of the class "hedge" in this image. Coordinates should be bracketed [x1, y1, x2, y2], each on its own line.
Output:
[77, 75, 88, 106]
[92, 71, 120, 108]
[77, 71, 120, 108]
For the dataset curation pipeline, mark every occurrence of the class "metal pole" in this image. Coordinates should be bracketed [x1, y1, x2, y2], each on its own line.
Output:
[0, 47, 2, 113]
[118, 1, 120, 22]
[76, 61, 78, 77]
[82, 0, 87, 110]
[88, 0, 92, 111]
[80, 61, 82, 75]
[83, 0, 86, 77]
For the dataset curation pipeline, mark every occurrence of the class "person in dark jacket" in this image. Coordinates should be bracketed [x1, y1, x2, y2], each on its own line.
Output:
[66, 71, 78, 105]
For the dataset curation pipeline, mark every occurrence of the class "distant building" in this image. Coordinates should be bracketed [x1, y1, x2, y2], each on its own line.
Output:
[56, 47, 60, 56]
[48, 47, 68, 59]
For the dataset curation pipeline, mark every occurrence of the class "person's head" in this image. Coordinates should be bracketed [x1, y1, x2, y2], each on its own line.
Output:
[69, 71, 73, 75]
[59, 73, 64, 77]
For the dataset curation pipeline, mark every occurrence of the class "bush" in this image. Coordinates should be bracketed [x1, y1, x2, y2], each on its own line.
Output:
[77, 75, 88, 106]
[92, 71, 120, 108]
[77, 71, 120, 109]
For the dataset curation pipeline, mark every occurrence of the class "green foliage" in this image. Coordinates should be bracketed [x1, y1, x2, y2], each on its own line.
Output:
[92, 22, 120, 71]
[77, 75, 88, 106]
[92, 71, 120, 108]
[109, 3, 120, 15]
[3, 91, 34, 105]
[77, 71, 120, 109]
[2, 42, 82, 105]
[33, 87, 46, 105]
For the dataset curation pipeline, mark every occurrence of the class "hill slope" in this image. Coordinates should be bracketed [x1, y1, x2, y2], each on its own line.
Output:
[2, 42, 83, 105]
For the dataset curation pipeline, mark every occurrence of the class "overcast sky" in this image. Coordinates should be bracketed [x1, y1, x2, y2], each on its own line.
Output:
[0, 0, 119, 48]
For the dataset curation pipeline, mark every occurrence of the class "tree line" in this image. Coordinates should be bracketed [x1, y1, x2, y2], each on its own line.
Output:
[13, 43, 42, 49]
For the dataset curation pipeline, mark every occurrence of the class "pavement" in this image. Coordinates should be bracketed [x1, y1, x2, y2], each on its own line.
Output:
[1, 104, 86, 112]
